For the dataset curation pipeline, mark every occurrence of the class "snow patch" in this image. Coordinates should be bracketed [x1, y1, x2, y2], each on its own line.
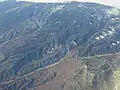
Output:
[117, 41, 120, 44]
[99, 35, 104, 39]
[51, 48, 54, 51]
[52, 5, 65, 12]
[102, 29, 106, 31]
[90, 15, 94, 18]
[73, 20, 76, 23]
[102, 32, 108, 36]
[78, 4, 84, 8]
[112, 43, 116, 46]
[111, 27, 115, 32]
[95, 37, 100, 40]
[89, 22, 92, 24]
[108, 30, 114, 35]
[102, 32, 106, 34]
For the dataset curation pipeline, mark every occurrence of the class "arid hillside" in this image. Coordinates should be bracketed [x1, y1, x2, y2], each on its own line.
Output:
[1, 52, 120, 90]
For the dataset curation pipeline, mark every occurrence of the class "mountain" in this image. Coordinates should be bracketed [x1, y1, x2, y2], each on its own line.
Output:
[0, 1, 120, 90]
[1, 53, 120, 90]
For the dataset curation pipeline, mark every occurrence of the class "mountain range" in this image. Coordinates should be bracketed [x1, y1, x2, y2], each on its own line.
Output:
[0, 1, 120, 90]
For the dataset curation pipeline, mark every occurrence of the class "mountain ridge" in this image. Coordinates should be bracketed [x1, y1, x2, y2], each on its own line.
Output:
[0, 1, 120, 90]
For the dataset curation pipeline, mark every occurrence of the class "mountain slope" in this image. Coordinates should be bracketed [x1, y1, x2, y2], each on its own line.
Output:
[1, 52, 120, 90]
[0, 1, 120, 90]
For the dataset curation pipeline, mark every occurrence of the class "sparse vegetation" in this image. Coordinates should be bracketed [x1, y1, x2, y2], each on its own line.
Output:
[0, 1, 120, 90]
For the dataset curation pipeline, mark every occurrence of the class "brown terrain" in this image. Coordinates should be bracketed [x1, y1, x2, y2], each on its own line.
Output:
[1, 51, 120, 90]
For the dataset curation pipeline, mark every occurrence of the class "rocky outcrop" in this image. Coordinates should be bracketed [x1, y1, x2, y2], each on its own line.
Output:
[80, 53, 120, 90]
